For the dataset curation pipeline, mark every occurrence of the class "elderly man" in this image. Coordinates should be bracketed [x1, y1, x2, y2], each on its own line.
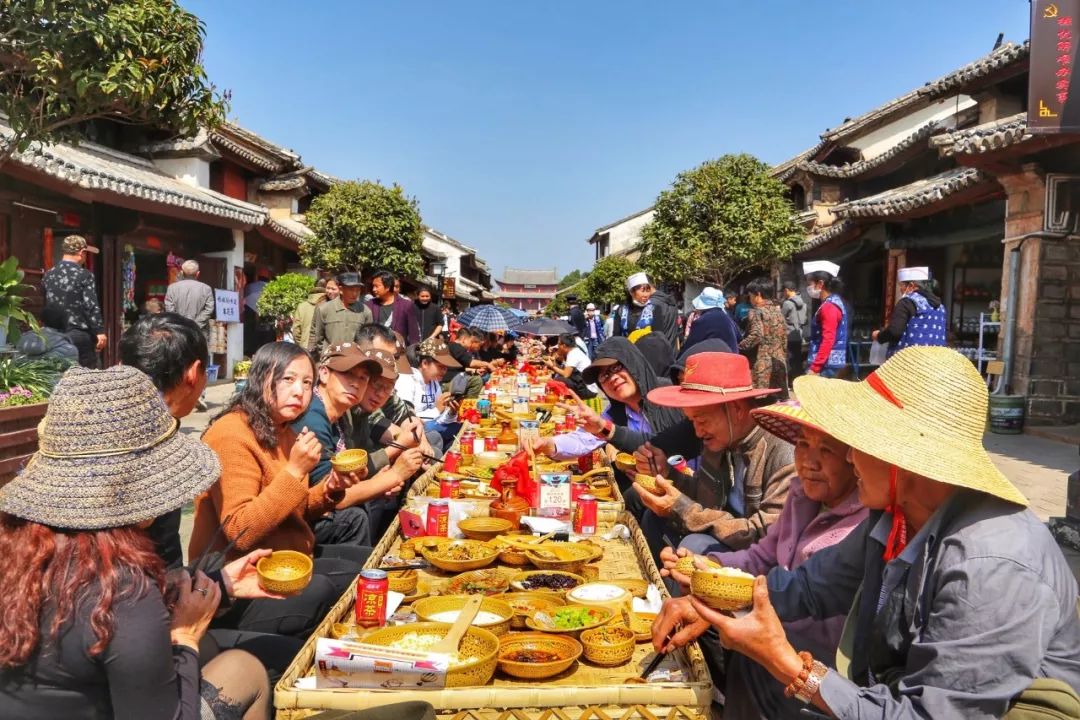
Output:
[635, 351, 794, 557]
[41, 235, 105, 368]
[164, 259, 216, 410]
[309, 272, 374, 354]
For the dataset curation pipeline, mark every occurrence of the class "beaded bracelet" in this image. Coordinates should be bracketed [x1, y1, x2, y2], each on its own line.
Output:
[782, 651, 814, 699]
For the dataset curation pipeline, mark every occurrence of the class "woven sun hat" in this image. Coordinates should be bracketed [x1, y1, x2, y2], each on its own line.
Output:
[750, 400, 828, 446]
[794, 345, 1027, 506]
[0, 366, 220, 530]
[648, 352, 780, 408]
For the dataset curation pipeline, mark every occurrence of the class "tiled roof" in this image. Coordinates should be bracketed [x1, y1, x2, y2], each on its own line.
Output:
[772, 140, 829, 182]
[499, 268, 559, 285]
[266, 216, 313, 243]
[496, 290, 558, 299]
[588, 207, 655, 241]
[136, 129, 219, 160]
[930, 112, 1031, 157]
[210, 123, 302, 174]
[802, 219, 861, 252]
[258, 175, 307, 192]
[424, 226, 477, 255]
[798, 121, 941, 179]
[821, 42, 1028, 144]
[305, 168, 341, 190]
[832, 167, 988, 220]
[4, 122, 265, 226]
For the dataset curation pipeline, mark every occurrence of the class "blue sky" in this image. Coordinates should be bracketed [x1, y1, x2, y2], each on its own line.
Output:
[182, 1, 1030, 281]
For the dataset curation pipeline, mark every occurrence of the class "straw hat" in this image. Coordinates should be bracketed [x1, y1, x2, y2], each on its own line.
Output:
[0, 366, 221, 529]
[794, 345, 1027, 506]
[751, 400, 827, 446]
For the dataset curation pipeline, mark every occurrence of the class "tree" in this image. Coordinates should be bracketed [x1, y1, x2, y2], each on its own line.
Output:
[544, 293, 569, 318]
[0, 0, 228, 163]
[640, 154, 803, 287]
[558, 269, 586, 290]
[302, 180, 425, 278]
[256, 272, 314, 323]
[580, 255, 639, 308]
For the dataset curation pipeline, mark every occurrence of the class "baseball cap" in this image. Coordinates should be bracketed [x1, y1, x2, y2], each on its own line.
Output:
[363, 348, 398, 381]
[62, 235, 99, 254]
[320, 342, 382, 376]
[417, 339, 462, 368]
[337, 272, 363, 287]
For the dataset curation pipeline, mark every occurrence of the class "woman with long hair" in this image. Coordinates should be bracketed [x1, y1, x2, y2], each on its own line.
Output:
[0, 366, 268, 719]
[190, 342, 369, 638]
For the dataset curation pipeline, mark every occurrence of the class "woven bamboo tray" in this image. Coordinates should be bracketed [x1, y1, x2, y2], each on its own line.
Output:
[273, 512, 712, 719]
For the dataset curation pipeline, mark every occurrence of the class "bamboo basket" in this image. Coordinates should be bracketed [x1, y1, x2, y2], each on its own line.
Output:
[273, 513, 712, 719]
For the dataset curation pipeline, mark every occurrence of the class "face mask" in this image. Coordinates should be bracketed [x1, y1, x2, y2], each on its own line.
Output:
[806, 286, 822, 299]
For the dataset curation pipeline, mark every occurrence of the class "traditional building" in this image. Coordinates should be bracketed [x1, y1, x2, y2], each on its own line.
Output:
[774, 40, 1080, 425]
[420, 227, 494, 308]
[496, 268, 559, 313]
[587, 207, 653, 262]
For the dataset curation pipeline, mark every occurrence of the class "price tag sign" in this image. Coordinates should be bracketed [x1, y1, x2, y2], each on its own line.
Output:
[214, 289, 240, 323]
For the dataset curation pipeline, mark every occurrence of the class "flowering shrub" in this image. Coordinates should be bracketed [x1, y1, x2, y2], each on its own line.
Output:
[0, 385, 46, 407]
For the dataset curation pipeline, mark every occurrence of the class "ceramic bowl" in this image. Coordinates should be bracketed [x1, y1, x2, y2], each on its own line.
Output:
[580, 625, 636, 667]
[414, 594, 514, 637]
[458, 516, 514, 541]
[690, 567, 756, 611]
[421, 540, 498, 572]
[497, 632, 582, 679]
[501, 591, 567, 630]
[256, 550, 312, 595]
[614, 453, 637, 474]
[361, 622, 499, 687]
[330, 448, 368, 474]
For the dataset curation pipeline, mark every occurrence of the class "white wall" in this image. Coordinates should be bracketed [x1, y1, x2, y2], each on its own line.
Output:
[203, 230, 245, 379]
[602, 210, 655, 258]
[848, 96, 976, 160]
[152, 157, 211, 189]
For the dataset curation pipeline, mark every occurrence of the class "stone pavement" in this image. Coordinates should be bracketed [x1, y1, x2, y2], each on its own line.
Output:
[177, 382, 1080, 575]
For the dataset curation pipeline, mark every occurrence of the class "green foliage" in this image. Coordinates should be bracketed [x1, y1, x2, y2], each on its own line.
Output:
[256, 273, 314, 322]
[558, 269, 586, 290]
[0, 0, 228, 162]
[302, 180, 424, 278]
[0, 256, 40, 337]
[640, 154, 803, 287]
[0, 356, 70, 397]
[545, 294, 569, 318]
[580, 255, 639, 308]
[232, 359, 251, 378]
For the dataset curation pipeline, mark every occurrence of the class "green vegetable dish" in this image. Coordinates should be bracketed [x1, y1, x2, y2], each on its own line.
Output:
[551, 606, 604, 630]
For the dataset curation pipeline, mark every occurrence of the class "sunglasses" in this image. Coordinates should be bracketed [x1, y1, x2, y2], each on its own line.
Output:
[598, 362, 626, 384]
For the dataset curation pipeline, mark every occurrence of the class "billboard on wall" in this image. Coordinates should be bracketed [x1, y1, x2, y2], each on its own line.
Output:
[1029, 0, 1080, 133]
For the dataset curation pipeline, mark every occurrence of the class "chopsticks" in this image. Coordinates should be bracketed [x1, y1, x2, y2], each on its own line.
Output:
[387, 441, 441, 464]
[647, 454, 659, 477]
[640, 624, 681, 680]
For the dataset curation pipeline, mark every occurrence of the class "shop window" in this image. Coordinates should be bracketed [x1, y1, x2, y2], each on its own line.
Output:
[1046, 174, 1080, 233]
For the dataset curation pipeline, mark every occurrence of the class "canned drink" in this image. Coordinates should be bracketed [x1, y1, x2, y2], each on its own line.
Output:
[440, 475, 461, 499]
[427, 499, 450, 537]
[487, 391, 498, 406]
[477, 399, 491, 419]
[573, 494, 598, 536]
[460, 431, 475, 458]
[565, 412, 577, 429]
[484, 435, 499, 452]
[577, 452, 593, 473]
[356, 569, 389, 628]
[442, 450, 462, 473]
[570, 476, 588, 503]
[667, 455, 693, 476]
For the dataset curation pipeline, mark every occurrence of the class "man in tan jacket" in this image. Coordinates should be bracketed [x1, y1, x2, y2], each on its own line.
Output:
[309, 272, 373, 355]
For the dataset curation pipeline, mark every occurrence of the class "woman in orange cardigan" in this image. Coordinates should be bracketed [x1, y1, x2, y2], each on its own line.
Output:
[192, 342, 369, 638]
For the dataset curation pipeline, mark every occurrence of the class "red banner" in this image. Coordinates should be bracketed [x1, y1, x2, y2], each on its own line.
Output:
[1029, 0, 1080, 133]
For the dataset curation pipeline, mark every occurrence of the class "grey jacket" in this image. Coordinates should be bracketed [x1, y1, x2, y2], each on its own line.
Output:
[15, 327, 78, 364]
[164, 278, 215, 332]
[768, 491, 1080, 718]
[780, 294, 808, 343]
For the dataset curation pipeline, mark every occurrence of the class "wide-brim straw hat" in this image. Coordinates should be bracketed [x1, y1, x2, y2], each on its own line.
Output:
[751, 400, 828, 446]
[0, 366, 221, 529]
[794, 345, 1026, 506]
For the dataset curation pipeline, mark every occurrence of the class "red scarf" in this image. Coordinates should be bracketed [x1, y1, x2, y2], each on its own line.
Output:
[883, 466, 908, 562]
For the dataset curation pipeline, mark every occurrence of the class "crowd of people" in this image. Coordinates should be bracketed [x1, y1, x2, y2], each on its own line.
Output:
[2, 254, 1078, 720]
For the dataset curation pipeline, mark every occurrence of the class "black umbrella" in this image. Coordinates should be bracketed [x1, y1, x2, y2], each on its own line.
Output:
[516, 318, 577, 336]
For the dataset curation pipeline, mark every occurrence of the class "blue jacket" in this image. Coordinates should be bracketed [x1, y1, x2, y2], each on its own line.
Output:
[291, 393, 339, 484]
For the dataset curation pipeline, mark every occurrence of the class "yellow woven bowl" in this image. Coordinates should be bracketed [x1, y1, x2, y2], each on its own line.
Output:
[361, 622, 499, 687]
[690, 567, 756, 611]
[330, 448, 368, 474]
[387, 569, 418, 595]
[589, 479, 614, 500]
[473, 451, 510, 469]
[458, 517, 514, 542]
[414, 594, 514, 637]
[421, 540, 498, 572]
[524, 604, 614, 636]
[580, 625, 635, 667]
[510, 570, 586, 594]
[497, 632, 582, 679]
[330, 623, 368, 641]
[674, 555, 721, 576]
[524, 543, 596, 574]
[614, 453, 637, 474]
[443, 569, 511, 596]
[634, 473, 660, 494]
[608, 578, 649, 598]
[502, 592, 567, 630]
[256, 550, 313, 595]
[627, 612, 657, 643]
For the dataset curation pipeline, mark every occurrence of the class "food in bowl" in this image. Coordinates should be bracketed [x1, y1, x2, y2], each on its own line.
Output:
[634, 473, 660, 494]
[386, 632, 472, 664]
[569, 583, 625, 602]
[502, 647, 563, 663]
[428, 610, 507, 625]
[516, 572, 583, 592]
[445, 569, 511, 596]
[547, 606, 608, 630]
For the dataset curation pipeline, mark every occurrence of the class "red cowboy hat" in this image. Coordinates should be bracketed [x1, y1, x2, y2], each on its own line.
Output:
[647, 352, 780, 408]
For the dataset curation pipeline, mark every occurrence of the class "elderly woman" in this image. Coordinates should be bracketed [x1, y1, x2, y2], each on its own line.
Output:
[653, 347, 1080, 718]
[739, 277, 789, 398]
[0, 367, 268, 719]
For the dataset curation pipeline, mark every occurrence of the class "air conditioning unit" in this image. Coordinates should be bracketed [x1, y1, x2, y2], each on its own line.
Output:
[1045, 174, 1080, 233]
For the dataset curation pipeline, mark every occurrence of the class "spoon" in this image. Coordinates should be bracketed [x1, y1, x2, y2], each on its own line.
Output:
[430, 595, 483, 656]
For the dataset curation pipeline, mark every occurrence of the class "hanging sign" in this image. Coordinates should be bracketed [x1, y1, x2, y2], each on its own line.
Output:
[215, 289, 240, 323]
[442, 276, 457, 300]
[1029, 0, 1080, 133]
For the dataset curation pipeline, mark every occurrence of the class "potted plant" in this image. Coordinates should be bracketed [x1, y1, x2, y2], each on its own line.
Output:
[0, 356, 68, 485]
[0, 256, 40, 347]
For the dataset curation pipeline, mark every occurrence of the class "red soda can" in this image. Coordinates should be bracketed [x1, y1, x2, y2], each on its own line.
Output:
[571, 476, 588, 503]
[577, 452, 593, 473]
[573, 494, 598, 535]
[356, 569, 389, 628]
[427, 499, 450, 537]
[484, 435, 499, 452]
[443, 450, 462, 473]
[460, 432, 475, 460]
[565, 412, 577, 429]
[668, 455, 693, 476]
[440, 475, 461, 499]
